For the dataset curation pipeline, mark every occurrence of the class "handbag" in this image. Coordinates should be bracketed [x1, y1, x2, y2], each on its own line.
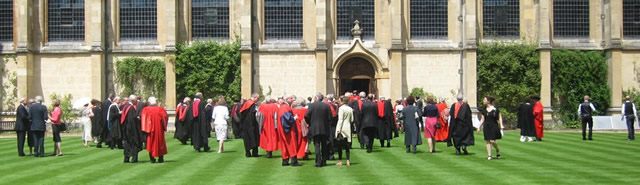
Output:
[335, 133, 346, 143]
[59, 123, 68, 132]
[435, 122, 442, 129]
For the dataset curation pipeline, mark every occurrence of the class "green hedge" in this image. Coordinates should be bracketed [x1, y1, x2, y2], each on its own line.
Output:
[477, 42, 541, 128]
[115, 57, 166, 104]
[175, 40, 241, 105]
[551, 50, 610, 128]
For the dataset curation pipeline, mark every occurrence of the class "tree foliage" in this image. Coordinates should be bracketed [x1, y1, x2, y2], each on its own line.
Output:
[477, 42, 541, 128]
[48, 93, 79, 131]
[551, 50, 610, 128]
[115, 57, 166, 104]
[175, 40, 241, 105]
[0, 54, 17, 112]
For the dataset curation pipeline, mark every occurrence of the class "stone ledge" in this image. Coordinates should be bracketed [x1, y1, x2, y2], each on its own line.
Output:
[112, 41, 164, 53]
[552, 39, 602, 50]
[0, 42, 15, 53]
[407, 40, 459, 51]
[259, 40, 312, 52]
[40, 42, 92, 54]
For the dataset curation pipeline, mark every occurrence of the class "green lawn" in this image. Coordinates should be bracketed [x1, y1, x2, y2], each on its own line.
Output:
[1, 131, 639, 185]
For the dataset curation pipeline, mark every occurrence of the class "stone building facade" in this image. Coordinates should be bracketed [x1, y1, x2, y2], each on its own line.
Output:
[1, 0, 639, 121]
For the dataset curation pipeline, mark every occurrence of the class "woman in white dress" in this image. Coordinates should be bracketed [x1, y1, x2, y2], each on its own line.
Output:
[212, 97, 230, 153]
[81, 104, 93, 147]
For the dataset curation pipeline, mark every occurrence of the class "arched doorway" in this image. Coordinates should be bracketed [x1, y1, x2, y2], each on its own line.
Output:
[338, 57, 376, 95]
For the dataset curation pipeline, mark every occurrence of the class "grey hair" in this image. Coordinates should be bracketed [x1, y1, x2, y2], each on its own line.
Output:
[114, 96, 121, 101]
[28, 99, 35, 104]
[195, 92, 203, 99]
[359, 92, 366, 97]
[456, 92, 464, 101]
[35, 96, 43, 103]
[284, 94, 296, 101]
[183, 97, 191, 103]
[316, 93, 324, 102]
[344, 92, 352, 97]
[148, 96, 157, 105]
[19, 98, 25, 103]
[129, 94, 137, 100]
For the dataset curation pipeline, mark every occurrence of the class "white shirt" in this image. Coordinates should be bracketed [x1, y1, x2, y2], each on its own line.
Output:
[212, 105, 230, 125]
[577, 101, 596, 116]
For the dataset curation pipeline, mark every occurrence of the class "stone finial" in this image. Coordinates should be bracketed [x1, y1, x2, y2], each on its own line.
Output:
[351, 20, 362, 39]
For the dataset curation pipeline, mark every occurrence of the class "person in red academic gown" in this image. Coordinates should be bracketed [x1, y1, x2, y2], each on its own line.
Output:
[434, 99, 450, 142]
[240, 93, 261, 157]
[277, 95, 302, 166]
[141, 97, 168, 163]
[531, 96, 544, 141]
[121, 95, 143, 163]
[259, 97, 280, 158]
[293, 100, 309, 160]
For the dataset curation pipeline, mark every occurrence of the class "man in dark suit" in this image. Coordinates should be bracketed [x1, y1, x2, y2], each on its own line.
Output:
[28, 96, 48, 157]
[98, 93, 114, 148]
[14, 98, 29, 156]
[361, 94, 379, 153]
[304, 93, 332, 167]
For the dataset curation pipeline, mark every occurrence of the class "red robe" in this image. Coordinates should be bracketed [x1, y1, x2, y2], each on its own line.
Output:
[533, 102, 544, 138]
[434, 103, 449, 141]
[141, 105, 168, 158]
[277, 104, 297, 159]
[292, 107, 308, 158]
[259, 103, 280, 152]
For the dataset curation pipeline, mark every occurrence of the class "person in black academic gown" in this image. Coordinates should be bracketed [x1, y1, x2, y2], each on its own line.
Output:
[174, 97, 191, 144]
[517, 98, 536, 142]
[378, 98, 395, 147]
[230, 99, 244, 139]
[360, 94, 379, 153]
[305, 93, 332, 167]
[351, 92, 366, 149]
[205, 98, 214, 137]
[191, 93, 211, 152]
[91, 100, 103, 144]
[98, 93, 113, 148]
[121, 95, 143, 163]
[239, 93, 261, 157]
[108, 97, 123, 150]
[15, 98, 29, 156]
[136, 96, 148, 147]
[447, 93, 475, 155]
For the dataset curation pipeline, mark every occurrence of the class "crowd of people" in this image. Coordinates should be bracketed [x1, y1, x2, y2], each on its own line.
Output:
[12, 90, 639, 165]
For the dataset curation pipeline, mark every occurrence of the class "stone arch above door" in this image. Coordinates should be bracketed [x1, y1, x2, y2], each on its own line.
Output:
[332, 39, 384, 79]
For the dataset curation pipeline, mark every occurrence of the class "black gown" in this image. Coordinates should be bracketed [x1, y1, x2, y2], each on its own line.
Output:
[239, 102, 260, 151]
[191, 100, 210, 151]
[121, 104, 143, 158]
[481, 108, 502, 140]
[447, 102, 475, 148]
[349, 100, 363, 147]
[517, 103, 537, 137]
[91, 107, 103, 137]
[173, 104, 187, 142]
[108, 104, 122, 142]
[377, 101, 394, 141]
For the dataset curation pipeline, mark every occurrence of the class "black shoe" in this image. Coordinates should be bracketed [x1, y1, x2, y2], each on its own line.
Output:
[455, 148, 461, 155]
[291, 162, 302, 167]
[315, 163, 322, 167]
[588, 138, 593, 140]
[19, 154, 25, 157]
[265, 152, 273, 158]
[196, 148, 201, 153]
[180, 141, 187, 145]
[124, 156, 130, 163]
[583, 138, 587, 140]
[204, 146, 211, 152]
[386, 142, 391, 148]
[158, 156, 164, 163]
[463, 149, 469, 155]
[150, 157, 156, 163]
[245, 151, 252, 158]
[302, 156, 310, 160]
[96, 144, 102, 148]
[328, 155, 335, 160]
[282, 159, 290, 166]
[406, 146, 410, 153]
[366, 148, 373, 153]
[536, 138, 542, 141]
[131, 156, 139, 163]
[360, 144, 364, 149]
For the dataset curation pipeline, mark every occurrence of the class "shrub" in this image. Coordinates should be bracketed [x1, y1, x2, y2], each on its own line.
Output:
[115, 57, 166, 104]
[551, 50, 610, 128]
[175, 40, 241, 105]
[477, 42, 541, 128]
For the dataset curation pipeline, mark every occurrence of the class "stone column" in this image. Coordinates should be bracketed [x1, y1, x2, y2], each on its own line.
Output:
[315, 0, 327, 94]
[162, 0, 177, 108]
[15, 0, 33, 99]
[538, 0, 553, 122]
[87, 0, 105, 100]
[239, 0, 253, 98]
[463, 0, 477, 108]
[607, 0, 623, 114]
[389, 0, 403, 101]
